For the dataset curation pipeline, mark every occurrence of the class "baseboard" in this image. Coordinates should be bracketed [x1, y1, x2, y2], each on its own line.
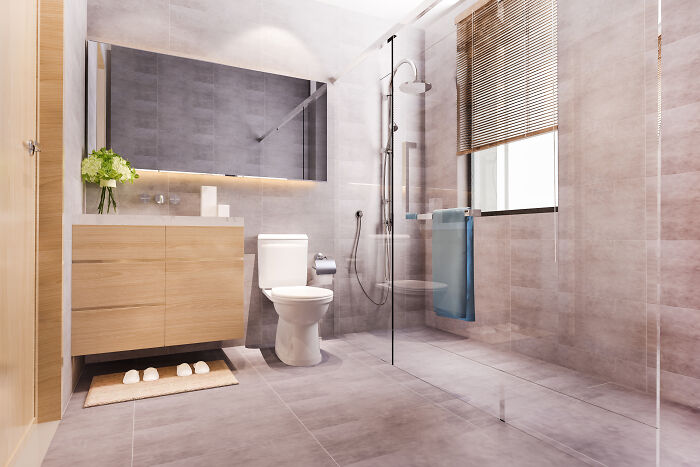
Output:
[5, 417, 35, 467]
[7, 419, 60, 467]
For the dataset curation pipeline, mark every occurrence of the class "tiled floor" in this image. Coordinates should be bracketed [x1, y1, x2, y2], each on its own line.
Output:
[349, 327, 700, 467]
[43, 329, 700, 466]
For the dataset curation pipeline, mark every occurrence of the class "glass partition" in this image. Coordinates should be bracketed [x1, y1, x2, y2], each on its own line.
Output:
[658, 0, 700, 464]
[385, 0, 668, 464]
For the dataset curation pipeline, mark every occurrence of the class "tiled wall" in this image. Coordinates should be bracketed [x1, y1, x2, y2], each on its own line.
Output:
[86, 0, 426, 347]
[422, 0, 664, 395]
[658, 0, 700, 408]
[63, 0, 87, 411]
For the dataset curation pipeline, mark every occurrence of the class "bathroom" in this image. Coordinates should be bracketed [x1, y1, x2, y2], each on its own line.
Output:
[1, 0, 699, 465]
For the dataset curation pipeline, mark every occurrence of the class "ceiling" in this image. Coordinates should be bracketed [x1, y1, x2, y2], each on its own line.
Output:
[314, 0, 476, 28]
[313, 0, 429, 21]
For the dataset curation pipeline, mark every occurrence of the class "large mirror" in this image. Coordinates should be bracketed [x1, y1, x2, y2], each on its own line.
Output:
[87, 41, 327, 181]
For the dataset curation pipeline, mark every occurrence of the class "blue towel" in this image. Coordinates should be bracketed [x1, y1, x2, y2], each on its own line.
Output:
[431, 208, 475, 321]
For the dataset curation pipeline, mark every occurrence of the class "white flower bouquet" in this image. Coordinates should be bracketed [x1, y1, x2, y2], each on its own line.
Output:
[81, 148, 139, 214]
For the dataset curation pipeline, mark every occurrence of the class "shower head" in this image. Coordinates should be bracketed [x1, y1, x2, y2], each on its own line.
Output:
[399, 80, 432, 94]
[390, 58, 432, 94]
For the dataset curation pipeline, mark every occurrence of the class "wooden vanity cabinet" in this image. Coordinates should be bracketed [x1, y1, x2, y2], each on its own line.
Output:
[71, 224, 244, 356]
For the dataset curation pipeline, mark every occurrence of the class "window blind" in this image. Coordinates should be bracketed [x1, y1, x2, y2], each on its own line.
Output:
[456, 0, 557, 155]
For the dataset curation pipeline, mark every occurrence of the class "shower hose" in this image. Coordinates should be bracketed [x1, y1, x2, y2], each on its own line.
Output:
[352, 210, 389, 306]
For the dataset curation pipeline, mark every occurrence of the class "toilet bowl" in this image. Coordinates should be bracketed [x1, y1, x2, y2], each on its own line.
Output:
[263, 286, 333, 366]
[257, 234, 334, 366]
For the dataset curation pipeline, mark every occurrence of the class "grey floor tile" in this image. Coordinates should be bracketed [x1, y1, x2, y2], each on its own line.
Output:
[132, 390, 306, 466]
[660, 405, 700, 466]
[151, 432, 336, 467]
[42, 399, 134, 467]
[312, 403, 478, 465]
[347, 422, 592, 467]
[570, 382, 657, 426]
[285, 381, 434, 432]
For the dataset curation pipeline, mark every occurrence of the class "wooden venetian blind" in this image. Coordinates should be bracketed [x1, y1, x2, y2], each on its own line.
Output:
[456, 0, 557, 155]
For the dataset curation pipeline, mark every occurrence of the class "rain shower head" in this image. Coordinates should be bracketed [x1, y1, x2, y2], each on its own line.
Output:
[391, 59, 432, 94]
[399, 80, 432, 94]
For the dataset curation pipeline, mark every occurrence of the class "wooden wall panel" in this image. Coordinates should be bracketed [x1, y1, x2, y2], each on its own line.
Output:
[1, 0, 38, 462]
[37, 0, 64, 423]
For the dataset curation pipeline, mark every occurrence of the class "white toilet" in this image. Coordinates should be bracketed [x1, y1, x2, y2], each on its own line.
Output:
[257, 234, 333, 366]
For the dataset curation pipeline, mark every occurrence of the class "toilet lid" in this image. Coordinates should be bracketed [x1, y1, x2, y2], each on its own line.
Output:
[271, 286, 333, 301]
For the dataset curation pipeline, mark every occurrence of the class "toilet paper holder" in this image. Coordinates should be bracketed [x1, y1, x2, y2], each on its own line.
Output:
[313, 253, 336, 275]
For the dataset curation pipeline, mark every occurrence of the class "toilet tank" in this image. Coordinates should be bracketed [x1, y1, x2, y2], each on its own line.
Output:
[257, 234, 308, 289]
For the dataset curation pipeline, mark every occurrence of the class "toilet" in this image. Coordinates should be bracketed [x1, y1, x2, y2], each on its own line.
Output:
[257, 234, 333, 366]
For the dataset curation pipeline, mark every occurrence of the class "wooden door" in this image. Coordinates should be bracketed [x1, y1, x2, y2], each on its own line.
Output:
[0, 0, 38, 464]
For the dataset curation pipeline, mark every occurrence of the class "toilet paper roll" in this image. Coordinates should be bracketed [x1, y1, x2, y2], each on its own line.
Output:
[314, 258, 336, 275]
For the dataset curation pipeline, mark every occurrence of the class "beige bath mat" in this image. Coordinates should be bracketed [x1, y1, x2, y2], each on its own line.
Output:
[84, 360, 238, 407]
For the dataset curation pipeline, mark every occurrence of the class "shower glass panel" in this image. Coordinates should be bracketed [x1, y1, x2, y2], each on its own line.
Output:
[387, 0, 665, 464]
[332, 34, 395, 363]
[658, 1, 700, 465]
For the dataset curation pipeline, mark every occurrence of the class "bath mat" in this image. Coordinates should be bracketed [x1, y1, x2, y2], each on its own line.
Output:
[84, 360, 238, 407]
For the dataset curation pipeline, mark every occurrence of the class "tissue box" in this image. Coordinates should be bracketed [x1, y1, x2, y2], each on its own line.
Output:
[217, 204, 230, 217]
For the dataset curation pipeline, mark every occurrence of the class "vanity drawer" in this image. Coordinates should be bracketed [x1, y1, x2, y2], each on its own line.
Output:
[72, 305, 165, 355]
[72, 261, 165, 310]
[73, 225, 165, 261]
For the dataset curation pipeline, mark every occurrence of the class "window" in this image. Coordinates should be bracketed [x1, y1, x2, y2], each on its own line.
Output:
[456, 0, 558, 213]
[472, 130, 557, 211]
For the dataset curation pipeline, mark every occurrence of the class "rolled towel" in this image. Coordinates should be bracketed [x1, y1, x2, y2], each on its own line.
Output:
[176, 363, 192, 376]
[193, 361, 210, 375]
[143, 367, 159, 382]
[123, 369, 139, 384]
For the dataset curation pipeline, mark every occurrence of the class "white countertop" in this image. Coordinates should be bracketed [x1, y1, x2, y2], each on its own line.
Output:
[74, 214, 244, 227]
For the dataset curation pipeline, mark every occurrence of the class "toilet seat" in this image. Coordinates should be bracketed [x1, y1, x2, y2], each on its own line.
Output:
[264, 286, 333, 304]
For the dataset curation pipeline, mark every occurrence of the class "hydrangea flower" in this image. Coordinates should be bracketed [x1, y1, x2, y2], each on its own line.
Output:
[81, 156, 102, 183]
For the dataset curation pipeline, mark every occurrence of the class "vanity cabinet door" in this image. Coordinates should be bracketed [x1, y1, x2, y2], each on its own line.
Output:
[164, 226, 244, 345]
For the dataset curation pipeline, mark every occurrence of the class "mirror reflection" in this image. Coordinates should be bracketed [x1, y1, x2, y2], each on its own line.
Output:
[87, 41, 327, 181]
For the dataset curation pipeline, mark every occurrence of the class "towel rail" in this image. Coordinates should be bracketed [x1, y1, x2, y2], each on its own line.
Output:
[406, 209, 481, 221]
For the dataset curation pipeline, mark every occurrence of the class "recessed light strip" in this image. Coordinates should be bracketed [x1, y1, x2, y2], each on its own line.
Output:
[136, 168, 290, 181]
